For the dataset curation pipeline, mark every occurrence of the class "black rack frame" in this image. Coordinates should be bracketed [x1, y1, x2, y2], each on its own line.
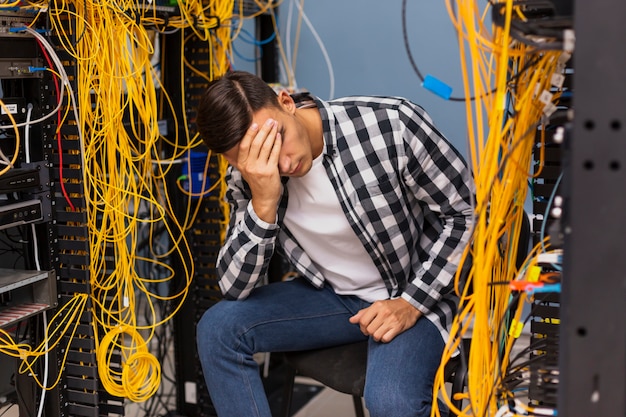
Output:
[559, 1, 626, 415]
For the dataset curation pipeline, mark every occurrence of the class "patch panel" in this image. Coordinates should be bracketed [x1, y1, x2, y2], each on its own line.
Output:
[0, 58, 44, 79]
[0, 12, 34, 38]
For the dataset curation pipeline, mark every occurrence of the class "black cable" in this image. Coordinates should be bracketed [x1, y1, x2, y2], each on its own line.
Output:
[401, 0, 479, 102]
[402, 0, 560, 104]
[503, 351, 549, 382]
[401, 0, 424, 83]
[473, 289, 555, 416]
[496, 292, 561, 399]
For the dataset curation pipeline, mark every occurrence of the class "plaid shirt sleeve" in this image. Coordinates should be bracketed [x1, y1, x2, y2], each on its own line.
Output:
[216, 167, 280, 300]
[394, 101, 474, 314]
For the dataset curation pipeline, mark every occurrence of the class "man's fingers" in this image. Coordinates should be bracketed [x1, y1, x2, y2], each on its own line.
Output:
[258, 121, 279, 160]
[251, 119, 277, 157]
[238, 118, 277, 163]
[269, 132, 282, 163]
[350, 308, 376, 336]
[350, 299, 420, 343]
[380, 328, 400, 343]
[348, 311, 362, 324]
[238, 122, 259, 157]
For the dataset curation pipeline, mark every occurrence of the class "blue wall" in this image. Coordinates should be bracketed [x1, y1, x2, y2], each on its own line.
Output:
[231, 1, 472, 155]
[277, 0, 470, 155]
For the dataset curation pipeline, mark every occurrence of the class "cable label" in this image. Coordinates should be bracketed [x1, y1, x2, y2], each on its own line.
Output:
[0, 103, 18, 114]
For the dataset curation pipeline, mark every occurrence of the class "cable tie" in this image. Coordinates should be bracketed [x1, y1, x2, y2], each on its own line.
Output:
[558, 51, 572, 65]
[563, 29, 575, 53]
[508, 318, 524, 338]
[421, 74, 452, 100]
[542, 102, 558, 118]
[538, 90, 554, 106]
[551, 73, 565, 89]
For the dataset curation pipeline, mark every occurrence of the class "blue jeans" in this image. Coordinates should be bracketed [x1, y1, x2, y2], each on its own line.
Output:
[196, 278, 447, 417]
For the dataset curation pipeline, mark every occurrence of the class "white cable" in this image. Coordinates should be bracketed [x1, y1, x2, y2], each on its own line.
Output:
[25, 103, 34, 164]
[285, 0, 294, 71]
[495, 404, 515, 417]
[30, 220, 44, 417]
[35, 311, 48, 417]
[293, 1, 335, 99]
[30, 223, 41, 271]
[24, 27, 86, 181]
[0, 35, 66, 130]
[0, 139, 11, 166]
[29, 223, 45, 414]
[0, 100, 17, 166]
[283, 0, 301, 90]
[151, 158, 184, 165]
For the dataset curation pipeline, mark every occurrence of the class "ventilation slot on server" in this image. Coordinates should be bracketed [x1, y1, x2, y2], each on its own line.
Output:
[0, 268, 57, 328]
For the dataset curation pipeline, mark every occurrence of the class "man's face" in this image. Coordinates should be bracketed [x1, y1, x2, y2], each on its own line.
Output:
[222, 97, 316, 178]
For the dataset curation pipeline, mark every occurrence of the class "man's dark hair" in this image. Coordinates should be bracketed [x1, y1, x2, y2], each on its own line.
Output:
[195, 71, 280, 153]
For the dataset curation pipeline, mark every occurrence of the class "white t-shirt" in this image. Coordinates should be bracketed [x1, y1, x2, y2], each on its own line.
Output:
[283, 153, 389, 302]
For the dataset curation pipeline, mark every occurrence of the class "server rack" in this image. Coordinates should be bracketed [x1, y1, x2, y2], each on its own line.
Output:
[46, 12, 125, 417]
[0, 8, 116, 416]
[167, 4, 279, 416]
[559, 1, 626, 415]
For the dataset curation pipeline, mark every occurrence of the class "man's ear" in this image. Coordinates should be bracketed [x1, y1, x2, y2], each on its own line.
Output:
[277, 90, 296, 114]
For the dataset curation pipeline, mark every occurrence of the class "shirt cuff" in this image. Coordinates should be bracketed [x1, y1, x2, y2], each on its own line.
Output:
[243, 201, 279, 241]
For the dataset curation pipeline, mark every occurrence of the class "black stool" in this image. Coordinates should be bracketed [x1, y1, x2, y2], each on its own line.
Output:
[281, 338, 470, 417]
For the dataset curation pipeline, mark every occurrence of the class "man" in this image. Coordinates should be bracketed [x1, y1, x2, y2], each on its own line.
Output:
[195, 70, 473, 417]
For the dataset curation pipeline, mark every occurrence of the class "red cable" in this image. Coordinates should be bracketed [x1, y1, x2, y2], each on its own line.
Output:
[35, 37, 76, 211]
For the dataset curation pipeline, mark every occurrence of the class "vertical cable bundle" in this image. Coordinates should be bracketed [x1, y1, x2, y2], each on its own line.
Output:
[433, 1, 568, 416]
[41, 0, 239, 401]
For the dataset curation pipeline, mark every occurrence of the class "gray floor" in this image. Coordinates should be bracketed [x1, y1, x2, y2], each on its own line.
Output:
[1, 332, 531, 417]
[0, 383, 365, 417]
[292, 378, 370, 417]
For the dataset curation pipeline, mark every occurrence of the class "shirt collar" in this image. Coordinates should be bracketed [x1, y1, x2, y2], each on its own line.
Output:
[309, 95, 337, 159]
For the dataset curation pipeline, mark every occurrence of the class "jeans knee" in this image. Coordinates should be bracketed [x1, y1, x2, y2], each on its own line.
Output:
[364, 387, 434, 417]
[364, 389, 402, 417]
[196, 301, 239, 353]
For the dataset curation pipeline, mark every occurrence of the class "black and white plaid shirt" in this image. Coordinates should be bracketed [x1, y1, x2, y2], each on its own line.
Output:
[217, 95, 474, 340]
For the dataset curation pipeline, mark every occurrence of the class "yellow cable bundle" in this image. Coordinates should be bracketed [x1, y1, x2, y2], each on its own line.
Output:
[4, 0, 264, 401]
[0, 294, 88, 390]
[96, 325, 161, 402]
[433, 1, 566, 416]
[40, 0, 238, 402]
[0, 100, 20, 175]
